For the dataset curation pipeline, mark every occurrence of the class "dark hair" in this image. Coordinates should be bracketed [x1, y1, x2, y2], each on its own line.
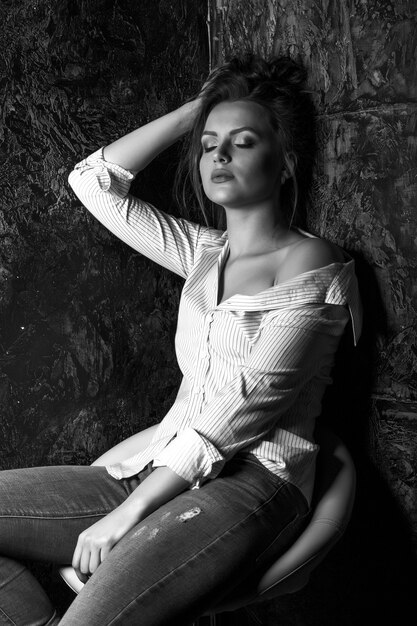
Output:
[176, 53, 317, 228]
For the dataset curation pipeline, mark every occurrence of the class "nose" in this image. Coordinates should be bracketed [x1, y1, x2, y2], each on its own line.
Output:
[213, 144, 231, 163]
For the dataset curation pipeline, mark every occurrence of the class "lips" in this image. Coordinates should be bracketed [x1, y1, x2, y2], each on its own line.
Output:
[211, 169, 234, 183]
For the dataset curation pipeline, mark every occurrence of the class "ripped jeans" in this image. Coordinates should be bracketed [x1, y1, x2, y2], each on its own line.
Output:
[0, 454, 309, 626]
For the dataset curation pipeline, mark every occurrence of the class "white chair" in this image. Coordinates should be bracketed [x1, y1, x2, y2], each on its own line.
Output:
[59, 428, 356, 620]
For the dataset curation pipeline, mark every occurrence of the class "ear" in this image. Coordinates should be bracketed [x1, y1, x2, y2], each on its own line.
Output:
[281, 151, 297, 184]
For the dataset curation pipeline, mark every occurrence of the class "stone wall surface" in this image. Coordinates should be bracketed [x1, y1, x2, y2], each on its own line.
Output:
[0, 0, 207, 470]
[211, 0, 417, 524]
[209, 0, 417, 624]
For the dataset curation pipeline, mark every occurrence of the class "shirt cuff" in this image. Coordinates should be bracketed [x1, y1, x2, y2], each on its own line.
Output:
[152, 428, 225, 488]
[73, 148, 135, 198]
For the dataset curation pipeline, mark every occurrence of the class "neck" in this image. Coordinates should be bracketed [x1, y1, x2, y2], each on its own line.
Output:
[224, 202, 290, 259]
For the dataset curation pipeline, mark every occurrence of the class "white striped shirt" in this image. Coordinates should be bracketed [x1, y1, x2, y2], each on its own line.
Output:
[68, 149, 362, 503]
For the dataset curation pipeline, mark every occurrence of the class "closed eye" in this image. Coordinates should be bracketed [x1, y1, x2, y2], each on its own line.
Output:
[202, 145, 217, 153]
[201, 141, 254, 152]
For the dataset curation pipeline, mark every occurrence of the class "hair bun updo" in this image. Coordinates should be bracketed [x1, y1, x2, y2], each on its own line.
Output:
[202, 54, 308, 104]
[228, 54, 307, 92]
[266, 55, 308, 89]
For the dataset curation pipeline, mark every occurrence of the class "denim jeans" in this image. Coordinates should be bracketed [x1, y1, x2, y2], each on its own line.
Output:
[0, 454, 309, 626]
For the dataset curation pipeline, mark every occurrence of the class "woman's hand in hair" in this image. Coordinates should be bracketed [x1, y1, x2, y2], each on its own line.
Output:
[103, 99, 202, 173]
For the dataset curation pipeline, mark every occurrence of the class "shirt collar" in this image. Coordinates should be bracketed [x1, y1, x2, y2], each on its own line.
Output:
[215, 244, 362, 345]
[203, 232, 362, 345]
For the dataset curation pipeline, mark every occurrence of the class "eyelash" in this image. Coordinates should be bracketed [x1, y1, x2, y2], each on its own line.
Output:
[202, 142, 254, 153]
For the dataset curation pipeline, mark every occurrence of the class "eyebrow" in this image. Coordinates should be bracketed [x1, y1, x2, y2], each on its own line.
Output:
[202, 126, 260, 137]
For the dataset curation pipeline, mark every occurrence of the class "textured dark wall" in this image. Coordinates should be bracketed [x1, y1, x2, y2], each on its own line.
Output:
[209, 1, 417, 624]
[211, 0, 417, 525]
[0, 0, 207, 469]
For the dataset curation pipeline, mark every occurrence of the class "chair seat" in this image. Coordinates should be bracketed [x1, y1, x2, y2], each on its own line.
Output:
[212, 427, 356, 611]
[59, 428, 356, 612]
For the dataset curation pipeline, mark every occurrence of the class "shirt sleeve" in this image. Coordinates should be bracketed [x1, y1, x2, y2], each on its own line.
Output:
[68, 148, 203, 278]
[153, 305, 349, 486]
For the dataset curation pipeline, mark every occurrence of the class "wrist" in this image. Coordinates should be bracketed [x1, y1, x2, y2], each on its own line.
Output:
[118, 497, 147, 524]
[119, 466, 190, 522]
[176, 100, 201, 134]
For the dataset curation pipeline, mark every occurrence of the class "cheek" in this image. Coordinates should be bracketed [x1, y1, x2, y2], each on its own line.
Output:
[199, 159, 207, 187]
[199, 154, 209, 178]
[249, 153, 280, 190]
[199, 157, 212, 196]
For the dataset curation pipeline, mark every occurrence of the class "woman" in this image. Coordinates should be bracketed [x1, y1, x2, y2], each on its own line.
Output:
[0, 55, 361, 625]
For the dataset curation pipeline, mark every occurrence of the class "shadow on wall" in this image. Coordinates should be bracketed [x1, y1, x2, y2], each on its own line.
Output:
[211, 257, 417, 625]
[298, 254, 417, 626]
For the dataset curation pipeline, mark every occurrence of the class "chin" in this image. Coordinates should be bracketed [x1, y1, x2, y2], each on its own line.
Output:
[205, 190, 242, 207]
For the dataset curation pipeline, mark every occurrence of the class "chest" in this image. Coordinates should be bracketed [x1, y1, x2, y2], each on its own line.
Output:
[218, 250, 285, 305]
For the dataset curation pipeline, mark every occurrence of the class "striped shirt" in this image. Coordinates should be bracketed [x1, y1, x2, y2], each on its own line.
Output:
[68, 149, 362, 504]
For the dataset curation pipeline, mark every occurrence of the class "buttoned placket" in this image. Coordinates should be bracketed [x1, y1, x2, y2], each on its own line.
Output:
[190, 241, 230, 411]
[191, 310, 214, 410]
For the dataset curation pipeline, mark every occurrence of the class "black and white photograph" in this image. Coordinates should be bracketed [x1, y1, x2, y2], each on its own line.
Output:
[0, 1, 416, 624]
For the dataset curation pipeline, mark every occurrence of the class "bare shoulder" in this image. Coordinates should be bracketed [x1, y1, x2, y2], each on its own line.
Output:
[277, 236, 345, 284]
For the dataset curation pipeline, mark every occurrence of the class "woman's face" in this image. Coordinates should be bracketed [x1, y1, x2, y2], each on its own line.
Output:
[199, 100, 282, 211]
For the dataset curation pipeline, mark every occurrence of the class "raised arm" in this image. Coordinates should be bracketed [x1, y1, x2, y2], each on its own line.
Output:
[103, 100, 200, 174]
[68, 99, 207, 278]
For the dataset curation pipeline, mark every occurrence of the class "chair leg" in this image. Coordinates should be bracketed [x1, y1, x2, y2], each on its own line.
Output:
[192, 614, 217, 626]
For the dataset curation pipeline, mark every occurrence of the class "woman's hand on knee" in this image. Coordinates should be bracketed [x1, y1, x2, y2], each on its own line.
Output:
[71, 467, 189, 582]
[72, 506, 141, 583]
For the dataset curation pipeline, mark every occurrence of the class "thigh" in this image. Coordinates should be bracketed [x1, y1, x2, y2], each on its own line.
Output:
[0, 465, 133, 564]
[61, 455, 309, 626]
